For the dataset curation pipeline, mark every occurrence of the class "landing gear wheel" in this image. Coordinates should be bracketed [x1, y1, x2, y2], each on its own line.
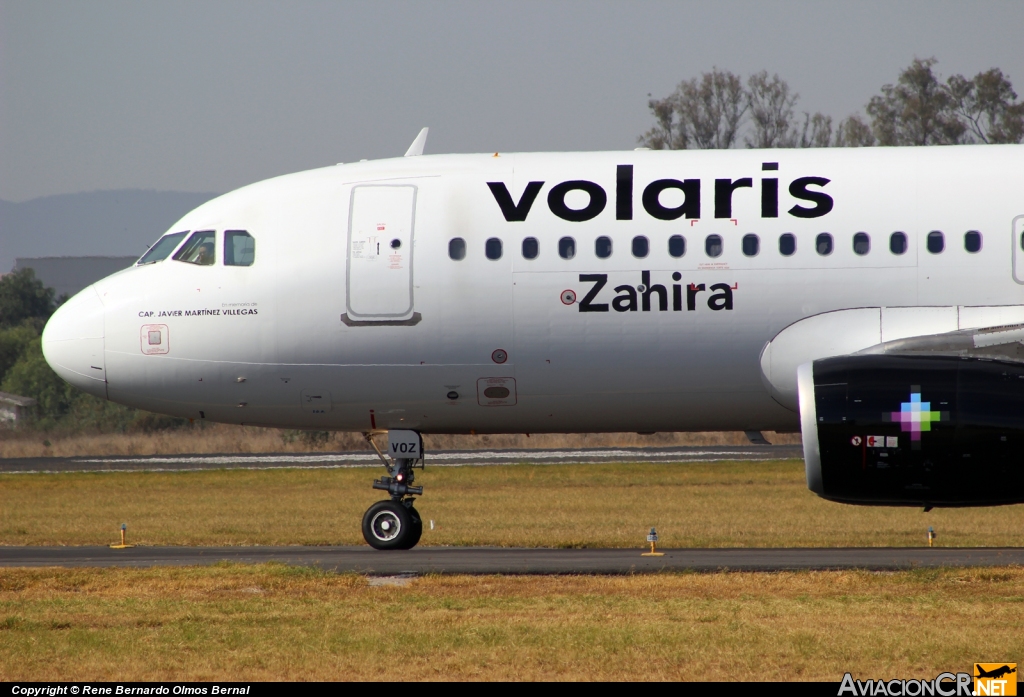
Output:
[402, 506, 423, 550]
[362, 500, 415, 550]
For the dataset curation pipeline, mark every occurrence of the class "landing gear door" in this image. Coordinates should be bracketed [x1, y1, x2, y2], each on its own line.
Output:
[346, 185, 417, 320]
[1012, 215, 1024, 283]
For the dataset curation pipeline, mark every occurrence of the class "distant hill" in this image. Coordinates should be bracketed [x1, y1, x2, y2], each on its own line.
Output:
[0, 190, 221, 273]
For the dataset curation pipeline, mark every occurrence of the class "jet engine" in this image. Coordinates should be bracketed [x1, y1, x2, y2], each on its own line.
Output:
[798, 354, 1024, 507]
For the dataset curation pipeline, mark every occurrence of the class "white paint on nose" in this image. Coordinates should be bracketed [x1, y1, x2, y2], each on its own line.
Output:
[42, 286, 107, 399]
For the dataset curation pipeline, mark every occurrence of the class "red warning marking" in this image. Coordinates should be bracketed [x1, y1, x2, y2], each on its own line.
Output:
[689, 219, 700, 226]
[730, 283, 738, 290]
[730, 219, 738, 225]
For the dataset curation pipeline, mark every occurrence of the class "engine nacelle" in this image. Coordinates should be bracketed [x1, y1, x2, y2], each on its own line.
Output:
[798, 354, 1024, 507]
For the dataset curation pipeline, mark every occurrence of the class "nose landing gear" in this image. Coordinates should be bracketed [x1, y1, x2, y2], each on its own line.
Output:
[362, 498, 422, 550]
[361, 430, 424, 550]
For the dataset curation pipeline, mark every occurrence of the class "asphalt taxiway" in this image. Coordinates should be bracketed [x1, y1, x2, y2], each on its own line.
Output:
[0, 444, 803, 474]
[2, 545, 1022, 574]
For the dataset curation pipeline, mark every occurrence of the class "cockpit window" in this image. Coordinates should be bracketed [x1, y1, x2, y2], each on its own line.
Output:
[173, 230, 216, 266]
[137, 231, 188, 265]
[224, 230, 255, 266]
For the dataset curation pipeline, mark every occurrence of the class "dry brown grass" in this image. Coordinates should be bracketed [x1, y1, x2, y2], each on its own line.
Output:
[1, 564, 1022, 681]
[0, 424, 801, 458]
[2, 461, 1023, 547]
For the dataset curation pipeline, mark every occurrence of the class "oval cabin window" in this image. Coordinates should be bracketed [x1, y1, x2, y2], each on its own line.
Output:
[449, 238, 466, 260]
[779, 233, 796, 256]
[853, 232, 870, 256]
[890, 232, 907, 255]
[816, 233, 833, 256]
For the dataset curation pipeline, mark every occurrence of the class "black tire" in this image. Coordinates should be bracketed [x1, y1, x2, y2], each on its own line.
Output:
[362, 500, 414, 550]
[399, 506, 423, 550]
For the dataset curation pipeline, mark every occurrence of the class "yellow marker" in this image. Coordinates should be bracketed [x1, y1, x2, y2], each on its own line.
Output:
[110, 523, 135, 549]
[928, 526, 936, 547]
[642, 527, 664, 557]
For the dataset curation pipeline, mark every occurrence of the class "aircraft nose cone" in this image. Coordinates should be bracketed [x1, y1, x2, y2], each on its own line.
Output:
[42, 286, 107, 399]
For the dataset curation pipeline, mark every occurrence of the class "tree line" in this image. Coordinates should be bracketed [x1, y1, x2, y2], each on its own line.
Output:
[640, 58, 1024, 150]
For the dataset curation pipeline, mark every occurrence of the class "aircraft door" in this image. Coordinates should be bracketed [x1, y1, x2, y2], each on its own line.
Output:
[1013, 215, 1024, 283]
[345, 185, 417, 322]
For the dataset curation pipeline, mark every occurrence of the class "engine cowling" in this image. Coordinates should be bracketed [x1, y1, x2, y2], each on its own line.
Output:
[798, 354, 1024, 507]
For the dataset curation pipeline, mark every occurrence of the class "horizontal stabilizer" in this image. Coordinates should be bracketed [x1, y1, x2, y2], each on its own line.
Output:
[404, 127, 429, 157]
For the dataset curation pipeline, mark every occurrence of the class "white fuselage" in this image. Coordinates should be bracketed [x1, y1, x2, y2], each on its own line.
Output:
[42, 146, 1024, 434]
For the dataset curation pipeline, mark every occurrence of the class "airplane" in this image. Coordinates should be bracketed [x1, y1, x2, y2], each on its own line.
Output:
[41, 128, 1024, 550]
[975, 665, 1016, 680]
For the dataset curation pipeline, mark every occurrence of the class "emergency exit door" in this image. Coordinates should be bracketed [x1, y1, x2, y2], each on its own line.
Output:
[345, 185, 417, 321]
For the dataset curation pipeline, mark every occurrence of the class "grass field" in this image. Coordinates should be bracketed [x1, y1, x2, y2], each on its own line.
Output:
[1, 564, 1023, 681]
[2, 460, 1024, 547]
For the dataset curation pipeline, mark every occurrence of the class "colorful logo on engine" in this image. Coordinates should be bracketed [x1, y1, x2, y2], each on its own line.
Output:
[887, 386, 945, 441]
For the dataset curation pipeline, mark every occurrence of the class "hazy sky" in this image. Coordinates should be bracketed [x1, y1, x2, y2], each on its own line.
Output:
[2, 0, 1023, 202]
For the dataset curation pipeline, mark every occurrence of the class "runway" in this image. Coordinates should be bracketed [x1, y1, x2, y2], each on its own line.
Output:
[0, 444, 803, 474]
[2, 545, 1022, 574]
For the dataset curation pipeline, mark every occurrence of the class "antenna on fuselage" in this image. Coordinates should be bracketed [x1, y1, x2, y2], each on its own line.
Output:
[403, 127, 429, 157]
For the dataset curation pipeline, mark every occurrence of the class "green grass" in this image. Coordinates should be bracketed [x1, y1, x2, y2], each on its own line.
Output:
[1, 564, 1023, 681]
[2, 460, 1023, 547]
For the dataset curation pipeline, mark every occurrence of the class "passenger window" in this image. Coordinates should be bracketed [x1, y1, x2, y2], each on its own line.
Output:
[448, 237, 466, 261]
[668, 235, 685, 258]
[816, 233, 833, 256]
[853, 232, 870, 256]
[173, 230, 216, 266]
[224, 230, 255, 266]
[890, 232, 907, 255]
[927, 231, 945, 254]
[522, 237, 538, 259]
[631, 235, 649, 258]
[595, 236, 612, 259]
[705, 234, 723, 258]
[742, 234, 759, 257]
[485, 238, 503, 260]
[138, 231, 187, 265]
[964, 230, 982, 253]
[779, 233, 796, 256]
[558, 237, 576, 260]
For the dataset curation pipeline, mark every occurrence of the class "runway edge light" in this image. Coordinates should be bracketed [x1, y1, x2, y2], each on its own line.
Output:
[642, 527, 664, 557]
[110, 522, 134, 549]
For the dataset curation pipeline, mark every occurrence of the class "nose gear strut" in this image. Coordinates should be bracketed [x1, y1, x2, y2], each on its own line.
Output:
[361, 430, 424, 550]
